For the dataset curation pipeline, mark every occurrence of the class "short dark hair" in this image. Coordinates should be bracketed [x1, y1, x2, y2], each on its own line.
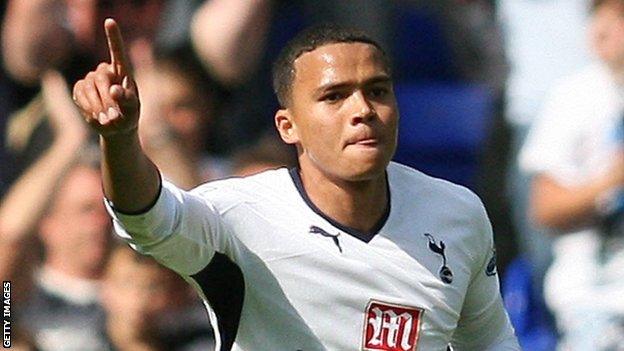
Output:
[272, 24, 390, 108]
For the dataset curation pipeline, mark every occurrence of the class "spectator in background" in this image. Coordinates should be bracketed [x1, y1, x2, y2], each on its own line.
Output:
[1, 3, 215, 348]
[101, 244, 214, 351]
[19, 153, 111, 351]
[0, 72, 111, 351]
[498, 0, 592, 289]
[0, 71, 94, 290]
[496, 2, 591, 347]
[520, 0, 624, 348]
[137, 45, 230, 187]
[0, 0, 95, 192]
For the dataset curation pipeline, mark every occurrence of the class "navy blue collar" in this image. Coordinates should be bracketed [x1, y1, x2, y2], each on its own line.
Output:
[288, 168, 391, 243]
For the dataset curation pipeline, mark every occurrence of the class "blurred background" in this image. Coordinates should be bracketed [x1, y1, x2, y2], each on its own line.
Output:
[2, 0, 624, 350]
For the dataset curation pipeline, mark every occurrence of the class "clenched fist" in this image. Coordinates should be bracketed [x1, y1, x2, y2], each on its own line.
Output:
[73, 19, 139, 137]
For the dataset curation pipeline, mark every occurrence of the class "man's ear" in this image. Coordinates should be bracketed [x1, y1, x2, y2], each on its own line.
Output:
[275, 108, 299, 145]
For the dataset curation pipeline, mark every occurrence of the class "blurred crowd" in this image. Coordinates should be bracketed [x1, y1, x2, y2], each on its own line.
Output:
[1, 0, 624, 350]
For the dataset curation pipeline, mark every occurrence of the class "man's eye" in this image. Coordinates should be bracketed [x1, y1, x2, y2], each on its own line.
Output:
[322, 92, 344, 103]
[368, 87, 388, 98]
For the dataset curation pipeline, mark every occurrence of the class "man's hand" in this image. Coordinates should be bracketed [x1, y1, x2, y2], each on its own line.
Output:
[73, 18, 139, 137]
[70, 18, 159, 214]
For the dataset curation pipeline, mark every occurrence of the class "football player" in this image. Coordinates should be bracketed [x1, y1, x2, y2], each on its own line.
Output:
[72, 18, 519, 350]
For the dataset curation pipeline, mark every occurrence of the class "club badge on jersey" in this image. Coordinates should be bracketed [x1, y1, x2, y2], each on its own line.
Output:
[362, 300, 424, 351]
[424, 233, 453, 284]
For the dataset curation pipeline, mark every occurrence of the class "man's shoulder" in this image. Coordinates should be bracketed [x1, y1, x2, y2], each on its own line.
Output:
[189, 167, 294, 207]
[388, 162, 492, 256]
[388, 162, 484, 212]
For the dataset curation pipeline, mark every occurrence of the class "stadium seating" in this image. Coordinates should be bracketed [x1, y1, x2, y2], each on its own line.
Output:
[502, 257, 558, 351]
[393, 82, 493, 189]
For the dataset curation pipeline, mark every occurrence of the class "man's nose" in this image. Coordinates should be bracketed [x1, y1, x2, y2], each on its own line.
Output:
[350, 91, 376, 125]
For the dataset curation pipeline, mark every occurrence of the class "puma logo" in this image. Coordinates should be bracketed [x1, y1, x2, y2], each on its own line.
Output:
[309, 226, 343, 253]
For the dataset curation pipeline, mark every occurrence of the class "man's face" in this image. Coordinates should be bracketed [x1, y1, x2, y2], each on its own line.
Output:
[590, 2, 624, 67]
[157, 65, 212, 147]
[41, 166, 111, 276]
[283, 42, 398, 181]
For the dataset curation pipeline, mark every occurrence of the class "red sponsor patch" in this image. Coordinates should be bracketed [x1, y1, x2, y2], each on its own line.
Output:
[362, 300, 424, 351]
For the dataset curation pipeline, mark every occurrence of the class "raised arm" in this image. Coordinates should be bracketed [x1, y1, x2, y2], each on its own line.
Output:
[73, 19, 160, 213]
[73, 20, 225, 277]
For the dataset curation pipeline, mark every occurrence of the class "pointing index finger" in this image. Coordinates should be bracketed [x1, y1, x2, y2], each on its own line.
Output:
[104, 18, 130, 77]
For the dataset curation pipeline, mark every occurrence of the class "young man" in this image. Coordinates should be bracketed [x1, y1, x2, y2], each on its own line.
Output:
[73, 19, 519, 350]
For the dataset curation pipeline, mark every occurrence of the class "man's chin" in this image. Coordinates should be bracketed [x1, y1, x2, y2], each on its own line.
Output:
[339, 156, 389, 182]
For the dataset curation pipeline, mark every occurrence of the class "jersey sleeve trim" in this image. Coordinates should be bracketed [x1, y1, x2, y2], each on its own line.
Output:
[103, 172, 163, 216]
[104, 178, 221, 275]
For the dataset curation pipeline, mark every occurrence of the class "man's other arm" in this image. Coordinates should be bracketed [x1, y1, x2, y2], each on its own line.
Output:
[450, 202, 520, 350]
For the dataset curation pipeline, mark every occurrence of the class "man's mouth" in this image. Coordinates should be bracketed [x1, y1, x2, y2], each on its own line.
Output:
[353, 138, 378, 146]
[346, 132, 381, 147]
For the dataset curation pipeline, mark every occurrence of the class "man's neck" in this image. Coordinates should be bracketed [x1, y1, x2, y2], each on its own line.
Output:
[298, 164, 389, 236]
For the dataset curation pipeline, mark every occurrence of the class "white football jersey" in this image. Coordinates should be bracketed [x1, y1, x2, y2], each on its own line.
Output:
[106, 162, 519, 351]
